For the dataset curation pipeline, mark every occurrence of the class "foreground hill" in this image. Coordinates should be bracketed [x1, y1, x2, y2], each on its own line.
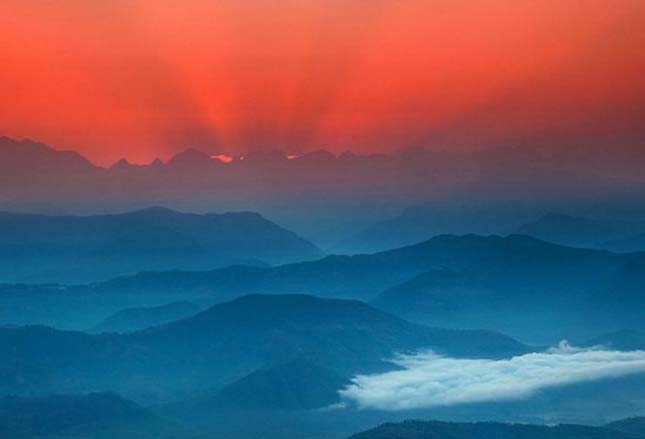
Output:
[0, 294, 527, 400]
[0, 207, 322, 283]
[0, 392, 182, 439]
[346, 420, 640, 439]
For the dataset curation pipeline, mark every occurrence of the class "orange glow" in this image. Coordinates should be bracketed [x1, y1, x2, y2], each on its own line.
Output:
[211, 154, 234, 164]
[0, 1, 644, 165]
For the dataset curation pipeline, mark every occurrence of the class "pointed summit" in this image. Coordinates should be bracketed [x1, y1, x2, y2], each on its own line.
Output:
[148, 157, 164, 168]
[110, 158, 133, 170]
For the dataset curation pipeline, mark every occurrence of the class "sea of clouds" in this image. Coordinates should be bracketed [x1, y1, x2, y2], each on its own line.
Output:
[340, 341, 645, 410]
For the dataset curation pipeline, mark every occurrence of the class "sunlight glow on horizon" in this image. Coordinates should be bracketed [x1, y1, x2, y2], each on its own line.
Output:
[210, 154, 234, 164]
[0, 0, 644, 165]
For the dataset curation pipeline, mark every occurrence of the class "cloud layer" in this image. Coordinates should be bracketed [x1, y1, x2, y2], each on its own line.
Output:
[340, 342, 645, 411]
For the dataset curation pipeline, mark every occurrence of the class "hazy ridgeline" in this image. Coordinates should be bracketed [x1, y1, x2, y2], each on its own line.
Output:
[4, 135, 645, 253]
[3, 138, 645, 438]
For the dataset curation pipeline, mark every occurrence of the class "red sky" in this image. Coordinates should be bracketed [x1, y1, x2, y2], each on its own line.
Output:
[1, 0, 644, 165]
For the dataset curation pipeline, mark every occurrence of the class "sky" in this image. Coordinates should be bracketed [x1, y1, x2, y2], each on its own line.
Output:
[1, 0, 644, 165]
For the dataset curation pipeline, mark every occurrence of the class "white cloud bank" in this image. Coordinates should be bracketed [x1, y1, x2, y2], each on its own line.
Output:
[340, 341, 645, 411]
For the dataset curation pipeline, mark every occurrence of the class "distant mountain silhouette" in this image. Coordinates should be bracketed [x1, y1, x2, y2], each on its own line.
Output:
[0, 294, 527, 400]
[0, 392, 181, 439]
[516, 213, 645, 251]
[0, 136, 97, 180]
[3, 135, 645, 250]
[346, 420, 638, 439]
[90, 301, 201, 333]
[346, 202, 538, 253]
[0, 207, 322, 283]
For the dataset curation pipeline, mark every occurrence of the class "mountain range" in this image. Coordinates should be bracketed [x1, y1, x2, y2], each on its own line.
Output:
[345, 202, 539, 253]
[3, 233, 645, 342]
[89, 234, 645, 342]
[4, 136, 645, 250]
[0, 207, 322, 283]
[0, 294, 527, 401]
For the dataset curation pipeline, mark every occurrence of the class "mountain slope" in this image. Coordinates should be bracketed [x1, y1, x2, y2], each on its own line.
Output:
[346, 420, 639, 439]
[370, 264, 637, 343]
[0, 392, 181, 439]
[346, 202, 537, 253]
[364, 237, 645, 342]
[90, 233, 629, 301]
[515, 213, 645, 250]
[175, 358, 349, 412]
[0, 294, 528, 400]
[90, 301, 201, 333]
[605, 233, 645, 253]
[3, 234, 643, 340]
[0, 207, 322, 283]
[606, 418, 645, 436]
